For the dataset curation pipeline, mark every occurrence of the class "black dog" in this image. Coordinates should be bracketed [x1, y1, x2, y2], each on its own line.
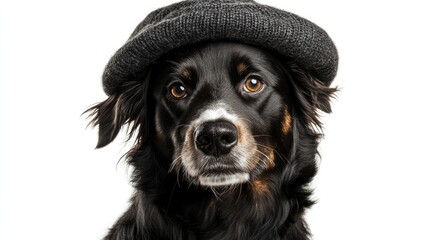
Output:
[87, 42, 336, 239]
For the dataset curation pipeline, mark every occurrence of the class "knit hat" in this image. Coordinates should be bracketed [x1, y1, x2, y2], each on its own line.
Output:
[102, 0, 338, 95]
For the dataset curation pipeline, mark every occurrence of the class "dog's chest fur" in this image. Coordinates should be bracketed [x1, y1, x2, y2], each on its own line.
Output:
[129, 170, 310, 240]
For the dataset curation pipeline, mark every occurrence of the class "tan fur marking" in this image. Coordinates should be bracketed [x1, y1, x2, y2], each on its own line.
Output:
[181, 68, 192, 80]
[266, 149, 276, 169]
[179, 126, 199, 176]
[236, 122, 244, 144]
[281, 108, 292, 135]
[235, 119, 276, 172]
[237, 63, 248, 75]
[235, 121, 258, 170]
[251, 179, 270, 195]
[235, 124, 259, 169]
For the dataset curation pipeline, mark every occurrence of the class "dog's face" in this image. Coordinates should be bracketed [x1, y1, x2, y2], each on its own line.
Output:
[150, 42, 292, 187]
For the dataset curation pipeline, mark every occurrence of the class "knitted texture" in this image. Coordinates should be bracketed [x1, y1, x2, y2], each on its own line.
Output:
[102, 0, 338, 95]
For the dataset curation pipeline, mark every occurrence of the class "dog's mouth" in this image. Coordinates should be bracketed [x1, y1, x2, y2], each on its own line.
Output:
[197, 161, 250, 186]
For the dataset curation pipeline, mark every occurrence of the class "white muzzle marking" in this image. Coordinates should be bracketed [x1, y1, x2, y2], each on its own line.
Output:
[199, 172, 250, 186]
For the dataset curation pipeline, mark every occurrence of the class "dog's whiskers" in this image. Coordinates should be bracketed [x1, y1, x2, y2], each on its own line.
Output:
[256, 143, 291, 167]
[255, 149, 271, 170]
[210, 187, 223, 201]
[272, 150, 291, 167]
[176, 124, 193, 129]
[169, 155, 183, 173]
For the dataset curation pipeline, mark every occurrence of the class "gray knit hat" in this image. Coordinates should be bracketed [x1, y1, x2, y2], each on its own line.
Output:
[102, 0, 338, 95]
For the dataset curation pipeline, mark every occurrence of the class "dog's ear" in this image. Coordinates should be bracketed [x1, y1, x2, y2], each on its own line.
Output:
[85, 73, 150, 148]
[287, 63, 337, 129]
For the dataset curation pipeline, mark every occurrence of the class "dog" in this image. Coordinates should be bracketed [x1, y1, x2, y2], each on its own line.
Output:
[87, 41, 336, 239]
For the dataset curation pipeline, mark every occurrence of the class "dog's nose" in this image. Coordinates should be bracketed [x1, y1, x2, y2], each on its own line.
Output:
[195, 121, 238, 157]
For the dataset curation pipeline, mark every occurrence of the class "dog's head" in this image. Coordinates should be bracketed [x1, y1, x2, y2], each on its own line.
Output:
[87, 41, 336, 189]
[151, 42, 291, 187]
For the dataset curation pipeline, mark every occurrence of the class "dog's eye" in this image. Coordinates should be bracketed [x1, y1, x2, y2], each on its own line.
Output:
[169, 83, 188, 100]
[243, 77, 264, 93]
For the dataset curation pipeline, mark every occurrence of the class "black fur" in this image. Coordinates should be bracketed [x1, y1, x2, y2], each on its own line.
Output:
[86, 42, 336, 240]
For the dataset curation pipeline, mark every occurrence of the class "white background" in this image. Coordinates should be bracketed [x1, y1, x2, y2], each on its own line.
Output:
[1, 0, 428, 239]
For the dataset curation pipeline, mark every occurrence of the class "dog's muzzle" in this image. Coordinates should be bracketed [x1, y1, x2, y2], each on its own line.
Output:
[176, 103, 256, 187]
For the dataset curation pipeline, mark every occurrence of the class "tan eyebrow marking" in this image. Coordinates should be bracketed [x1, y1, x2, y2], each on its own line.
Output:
[181, 68, 192, 80]
[237, 62, 248, 76]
